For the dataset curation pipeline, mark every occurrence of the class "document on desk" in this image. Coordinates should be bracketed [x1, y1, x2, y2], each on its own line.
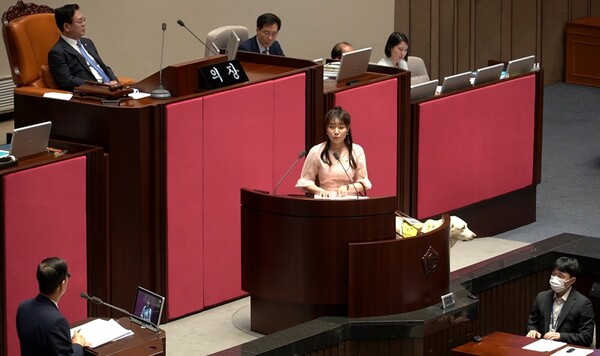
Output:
[70, 318, 133, 348]
[313, 194, 369, 200]
[522, 338, 566, 352]
[551, 346, 594, 356]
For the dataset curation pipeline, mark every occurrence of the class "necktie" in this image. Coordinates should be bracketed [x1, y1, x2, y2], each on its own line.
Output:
[262, 48, 269, 55]
[77, 41, 110, 82]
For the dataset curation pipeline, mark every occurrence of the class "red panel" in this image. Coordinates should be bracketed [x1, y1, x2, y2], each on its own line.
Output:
[165, 98, 205, 319]
[333, 79, 399, 197]
[273, 73, 306, 195]
[416, 75, 536, 218]
[202, 82, 274, 306]
[3, 157, 87, 356]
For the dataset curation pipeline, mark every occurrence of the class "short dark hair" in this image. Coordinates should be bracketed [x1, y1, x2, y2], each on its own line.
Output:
[331, 42, 352, 60]
[553, 256, 580, 278]
[257, 13, 281, 31]
[37, 257, 69, 295]
[384, 32, 409, 58]
[54, 3, 79, 32]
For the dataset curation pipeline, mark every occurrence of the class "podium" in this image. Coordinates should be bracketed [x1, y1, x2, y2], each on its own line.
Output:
[241, 189, 451, 334]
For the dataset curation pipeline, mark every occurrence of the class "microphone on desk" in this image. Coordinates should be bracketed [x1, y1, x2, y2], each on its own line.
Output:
[273, 150, 306, 195]
[333, 151, 359, 199]
[151, 23, 171, 99]
[80, 292, 160, 333]
[176, 19, 218, 56]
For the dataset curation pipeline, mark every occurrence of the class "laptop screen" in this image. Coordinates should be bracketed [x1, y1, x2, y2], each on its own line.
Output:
[132, 286, 165, 327]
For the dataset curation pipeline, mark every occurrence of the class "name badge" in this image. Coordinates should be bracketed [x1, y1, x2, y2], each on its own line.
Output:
[198, 60, 249, 90]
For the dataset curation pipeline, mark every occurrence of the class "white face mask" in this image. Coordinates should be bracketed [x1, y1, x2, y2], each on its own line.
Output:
[549, 275, 569, 293]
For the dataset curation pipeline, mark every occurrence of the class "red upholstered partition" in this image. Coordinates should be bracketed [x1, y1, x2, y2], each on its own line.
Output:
[165, 73, 305, 318]
[166, 97, 205, 319]
[3, 157, 87, 356]
[416, 75, 536, 218]
[332, 79, 398, 197]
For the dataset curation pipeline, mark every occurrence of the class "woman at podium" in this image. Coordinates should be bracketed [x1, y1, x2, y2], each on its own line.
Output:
[296, 106, 371, 198]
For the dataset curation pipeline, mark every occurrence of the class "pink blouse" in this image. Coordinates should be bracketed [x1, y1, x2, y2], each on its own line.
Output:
[295, 142, 372, 194]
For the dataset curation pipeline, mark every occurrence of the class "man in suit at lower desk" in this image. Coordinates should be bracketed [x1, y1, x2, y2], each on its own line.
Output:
[239, 13, 285, 56]
[525, 256, 596, 347]
[16, 257, 88, 356]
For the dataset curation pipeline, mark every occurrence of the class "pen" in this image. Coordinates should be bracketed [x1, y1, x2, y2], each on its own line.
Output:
[566, 348, 575, 353]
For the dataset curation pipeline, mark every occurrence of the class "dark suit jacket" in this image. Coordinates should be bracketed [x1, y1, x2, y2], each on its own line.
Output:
[238, 35, 285, 56]
[48, 37, 117, 91]
[16, 294, 84, 356]
[526, 288, 595, 346]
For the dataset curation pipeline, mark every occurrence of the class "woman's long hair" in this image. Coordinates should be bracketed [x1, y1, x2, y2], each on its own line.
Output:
[320, 106, 357, 168]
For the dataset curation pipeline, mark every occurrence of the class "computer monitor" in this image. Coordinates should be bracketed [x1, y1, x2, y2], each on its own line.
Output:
[473, 63, 504, 86]
[440, 71, 472, 94]
[410, 79, 439, 102]
[0, 121, 52, 159]
[336, 47, 372, 84]
[131, 286, 165, 328]
[225, 30, 240, 61]
[506, 55, 535, 77]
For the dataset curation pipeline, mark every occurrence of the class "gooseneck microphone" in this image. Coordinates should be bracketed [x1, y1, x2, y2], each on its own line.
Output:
[333, 151, 359, 198]
[151, 23, 171, 99]
[80, 292, 160, 333]
[177, 19, 218, 56]
[274, 150, 306, 195]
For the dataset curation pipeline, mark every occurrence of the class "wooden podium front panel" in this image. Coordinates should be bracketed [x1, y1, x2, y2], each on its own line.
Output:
[565, 18, 600, 87]
[415, 75, 536, 219]
[2, 157, 88, 356]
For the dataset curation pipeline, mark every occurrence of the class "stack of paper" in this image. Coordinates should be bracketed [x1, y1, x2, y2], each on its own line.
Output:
[70, 318, 133, 348]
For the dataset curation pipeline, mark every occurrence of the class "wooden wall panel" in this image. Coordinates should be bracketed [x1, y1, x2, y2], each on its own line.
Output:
[397, 0, 598, 85]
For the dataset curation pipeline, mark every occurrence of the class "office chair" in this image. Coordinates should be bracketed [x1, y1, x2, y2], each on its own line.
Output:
[205, 25, 248, 57]
[407, 56, 430, 86]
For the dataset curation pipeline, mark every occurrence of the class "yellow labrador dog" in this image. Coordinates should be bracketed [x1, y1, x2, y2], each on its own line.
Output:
[420, 216, 477, 247]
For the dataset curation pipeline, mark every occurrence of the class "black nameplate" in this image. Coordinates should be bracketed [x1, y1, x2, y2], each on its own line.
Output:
[198, 60, 249, 90]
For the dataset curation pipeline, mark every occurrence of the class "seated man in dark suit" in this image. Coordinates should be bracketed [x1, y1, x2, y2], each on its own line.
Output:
[16, 257, 88, 356]
[239, 13, 285, 56]
[525, 256, 595, 347]
[48, 4, 119, 91]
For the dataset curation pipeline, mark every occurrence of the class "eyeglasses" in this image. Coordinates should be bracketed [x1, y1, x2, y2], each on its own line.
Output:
[73, 17, 86, 25]
[260, 30, 279, 38]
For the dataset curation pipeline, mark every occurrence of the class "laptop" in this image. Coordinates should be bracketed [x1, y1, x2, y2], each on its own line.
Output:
[225, 30, 240, 61]
[0, 121, 52, 159]
[131, 286, 165, 329]
[506, 55, 535, 77]
[473, 63, 504, 85]
[440, 71, 472, 94]
[336, 47, 372, 84]
[410, 79, 439, 102]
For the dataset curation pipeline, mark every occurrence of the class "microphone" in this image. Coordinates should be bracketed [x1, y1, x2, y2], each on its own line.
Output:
[333, 151, 359, 198]
[80, 292, 160, 333]
[177, 19, 218, 56]
[151, 23, 171, 99]
[274, 150, 306, 195]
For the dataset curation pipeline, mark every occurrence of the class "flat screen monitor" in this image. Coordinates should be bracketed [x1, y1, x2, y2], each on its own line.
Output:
[506, 55, 535, 77]
[0, 121, 52, 159]
[440, 71, 472, 94]
[131, 286, 165, 328]
[336, 47, 372, 84]
[473, 63, 504, 86]
[410, 79, 439, 102]
[225, 30, 240, 61]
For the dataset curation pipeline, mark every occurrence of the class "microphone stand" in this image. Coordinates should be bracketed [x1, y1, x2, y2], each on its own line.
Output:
[333, 151, 359, 199]
[177, 19, 218, 56]
[80, 292, 160, 334]
[274, 150, 306, 195]
[151, 23, 171, 99]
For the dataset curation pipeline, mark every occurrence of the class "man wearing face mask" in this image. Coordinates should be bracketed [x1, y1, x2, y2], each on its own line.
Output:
[525, 257, 595, 347]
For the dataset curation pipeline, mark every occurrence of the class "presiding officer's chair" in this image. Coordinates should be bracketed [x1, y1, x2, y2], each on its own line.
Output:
[407, 56, 430, 86]
[205, 25, 248, 57]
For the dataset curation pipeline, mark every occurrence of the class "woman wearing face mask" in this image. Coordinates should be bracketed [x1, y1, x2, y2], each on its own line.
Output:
[525, 257, 595, 347]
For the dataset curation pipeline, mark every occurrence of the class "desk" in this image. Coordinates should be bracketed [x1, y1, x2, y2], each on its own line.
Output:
[75, 317, 166, 356]
[452, 331, 599, 355]
[565, 18, 600, 87]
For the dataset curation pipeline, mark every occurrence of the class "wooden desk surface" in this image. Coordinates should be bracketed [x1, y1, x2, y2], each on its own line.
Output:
[452, 331, 599, 355]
